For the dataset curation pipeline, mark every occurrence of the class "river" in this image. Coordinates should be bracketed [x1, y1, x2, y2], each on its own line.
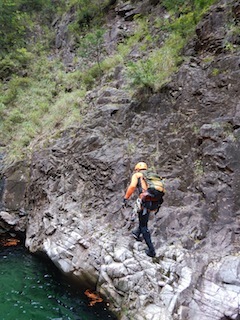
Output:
[0, 245, 117, 320]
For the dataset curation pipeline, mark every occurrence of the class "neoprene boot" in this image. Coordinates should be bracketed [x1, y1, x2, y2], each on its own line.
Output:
[142, 227, 156, 257]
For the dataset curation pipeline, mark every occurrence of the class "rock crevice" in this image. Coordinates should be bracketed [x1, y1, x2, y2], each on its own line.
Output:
[1, 1, 240, 319]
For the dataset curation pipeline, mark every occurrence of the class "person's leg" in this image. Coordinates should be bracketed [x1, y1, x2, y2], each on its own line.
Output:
[132, 211, 142, 241]
[139, 210, 156, 257]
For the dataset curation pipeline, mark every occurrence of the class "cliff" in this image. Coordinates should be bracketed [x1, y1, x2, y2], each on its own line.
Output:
[1, 0, 240, 319]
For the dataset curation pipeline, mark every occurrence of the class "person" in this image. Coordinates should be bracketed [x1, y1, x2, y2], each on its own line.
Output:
[123, 162, 164, 257]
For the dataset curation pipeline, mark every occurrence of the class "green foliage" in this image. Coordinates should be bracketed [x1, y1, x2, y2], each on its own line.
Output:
[100, 54, 123, 74]
[1, 75, 31, 104]
[224, 41, 235, 53]
[0, 0, 55, 55]
[159, 0, 218, 38]
[18, 0, 49, 12]
[0, 0, 27, 53]
[81, 64, 103, 89]
[78, 28, 105, 70]
[211, 68, 220, 76]
[161, 0, 187, 13]
[117, 16, 155, 57]
[79, 54, 123, 89]
[169, 12, 197, 37]
[0, 102, 7, 119]
[75, 1, 99, 27]
[127, 33, 184, 91]
[68, 0, 114, 32]
[124, 0, 218, 91]
[162, 0, 217, 14]
[0, 53, 87, 162]
[0, 49, 33, 80]
[127, 60, 155, 90]
[5, 108, 25, 127]
[0, 57, 18, 80]
[194, 159, 204, 178]
[0, 0, 221, 163]
[158, 0, 218, 42]
[194, 0, 218, 12]
[42, 89, 85, 130]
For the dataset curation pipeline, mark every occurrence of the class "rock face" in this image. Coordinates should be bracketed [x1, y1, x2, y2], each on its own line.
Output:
[1, 1, 240, 320]
[0, 161, 28, 235]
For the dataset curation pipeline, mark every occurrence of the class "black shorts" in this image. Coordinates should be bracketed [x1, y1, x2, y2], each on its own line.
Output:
[142, 188, 164, 211]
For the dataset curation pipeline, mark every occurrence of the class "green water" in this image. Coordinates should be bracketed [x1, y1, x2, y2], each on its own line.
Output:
[0, 246, 117, 320]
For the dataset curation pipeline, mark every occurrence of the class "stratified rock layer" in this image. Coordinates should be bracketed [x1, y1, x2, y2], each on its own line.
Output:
[1, 1, 240, 319]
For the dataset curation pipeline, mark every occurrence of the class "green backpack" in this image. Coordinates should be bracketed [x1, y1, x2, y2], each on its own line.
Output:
[142, 170, 166, 193]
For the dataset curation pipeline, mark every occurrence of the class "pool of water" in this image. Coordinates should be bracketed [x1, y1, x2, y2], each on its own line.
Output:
[0, 245, 117, 320]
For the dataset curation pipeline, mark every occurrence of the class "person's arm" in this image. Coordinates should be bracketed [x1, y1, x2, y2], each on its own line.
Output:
[124, 173, 138, 199]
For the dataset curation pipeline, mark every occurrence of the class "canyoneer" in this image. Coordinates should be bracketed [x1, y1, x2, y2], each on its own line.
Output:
[123, 162, 165, 257]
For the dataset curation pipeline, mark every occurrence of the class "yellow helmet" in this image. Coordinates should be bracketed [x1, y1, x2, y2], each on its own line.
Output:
[134, 162, 148, 171]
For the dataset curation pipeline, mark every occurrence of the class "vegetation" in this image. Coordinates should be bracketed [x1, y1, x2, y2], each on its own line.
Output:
[0, 0, 232, 163]
[126, 0, 218, 91]
[0, 0, 54, 55]
[78, 28, 106, 72]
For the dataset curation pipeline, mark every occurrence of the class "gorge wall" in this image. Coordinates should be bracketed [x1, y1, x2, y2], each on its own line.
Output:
[1, 0, 240, 319]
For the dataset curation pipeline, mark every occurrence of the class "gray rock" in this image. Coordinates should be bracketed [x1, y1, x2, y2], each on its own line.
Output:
[1, 1, 240, 320]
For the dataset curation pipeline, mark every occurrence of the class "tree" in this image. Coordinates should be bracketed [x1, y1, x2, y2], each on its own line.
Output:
[78, 29, 105, 71]
[0, 0, 26, 53]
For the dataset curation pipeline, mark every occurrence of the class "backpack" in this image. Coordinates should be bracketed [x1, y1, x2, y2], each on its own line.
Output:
[141, 169, 165, 213]
[142, 170, 166, 194]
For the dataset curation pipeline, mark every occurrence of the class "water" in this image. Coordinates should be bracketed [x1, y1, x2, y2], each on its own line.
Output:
[0, 246, 117, 320]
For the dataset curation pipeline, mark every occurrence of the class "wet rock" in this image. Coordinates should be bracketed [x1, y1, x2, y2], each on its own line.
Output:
[1, 1, 240, 320]
[1, 161, 28, 211]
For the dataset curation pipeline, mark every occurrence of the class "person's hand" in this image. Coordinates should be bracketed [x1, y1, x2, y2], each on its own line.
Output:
[122, 198, 128, 208]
